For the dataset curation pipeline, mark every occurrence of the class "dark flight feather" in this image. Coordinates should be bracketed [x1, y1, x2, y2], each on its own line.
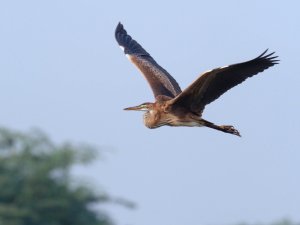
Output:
[171, 50, 279, 114]
[115, 22, 181, 99]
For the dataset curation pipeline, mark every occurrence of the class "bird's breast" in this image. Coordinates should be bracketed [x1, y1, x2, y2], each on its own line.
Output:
[143, 109, 171, 129]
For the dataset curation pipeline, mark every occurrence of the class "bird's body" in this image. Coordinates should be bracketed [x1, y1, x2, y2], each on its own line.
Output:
[141, 100, 200, 129]
[115, 23, 279, 136]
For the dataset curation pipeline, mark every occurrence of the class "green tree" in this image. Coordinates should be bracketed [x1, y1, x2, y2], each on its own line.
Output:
[236, 219, 300, 225]
[0, 127, 125, 225]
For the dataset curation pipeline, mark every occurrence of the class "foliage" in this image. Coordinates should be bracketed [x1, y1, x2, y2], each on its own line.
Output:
[0, 127, 114, 225]
[236, 219, 300, 225]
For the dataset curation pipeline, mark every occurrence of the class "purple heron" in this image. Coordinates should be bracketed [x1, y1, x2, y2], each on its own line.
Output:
[115, 22, 279, 136]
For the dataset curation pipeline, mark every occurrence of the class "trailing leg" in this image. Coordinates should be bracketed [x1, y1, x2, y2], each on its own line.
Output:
[200, 119, 241, 137]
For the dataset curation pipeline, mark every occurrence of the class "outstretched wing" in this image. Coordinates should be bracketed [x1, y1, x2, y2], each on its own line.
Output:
[115, 22, 181, 99]
[171, 50, 279, 114]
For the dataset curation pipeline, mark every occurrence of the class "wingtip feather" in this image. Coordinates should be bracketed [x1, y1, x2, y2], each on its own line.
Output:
[255, 49, 280, 65]
[115, 22, 126, 39]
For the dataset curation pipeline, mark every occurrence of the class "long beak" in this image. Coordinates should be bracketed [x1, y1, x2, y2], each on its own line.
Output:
[123, 106, 141, 111]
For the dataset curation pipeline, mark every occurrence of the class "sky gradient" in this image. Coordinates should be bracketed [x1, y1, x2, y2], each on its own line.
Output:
[0, 1, 299, 225]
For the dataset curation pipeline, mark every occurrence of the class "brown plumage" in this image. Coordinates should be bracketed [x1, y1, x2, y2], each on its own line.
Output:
[115, 22, 279, 136]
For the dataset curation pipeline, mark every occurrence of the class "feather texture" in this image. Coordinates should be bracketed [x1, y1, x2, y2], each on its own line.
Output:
[115, 22, 181, 99]
[171, 50, 279, 113]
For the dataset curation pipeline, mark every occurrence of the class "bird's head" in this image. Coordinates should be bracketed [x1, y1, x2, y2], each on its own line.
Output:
[124, 102, 153, 111]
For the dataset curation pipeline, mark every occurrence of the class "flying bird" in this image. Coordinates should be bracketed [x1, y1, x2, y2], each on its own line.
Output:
[115, 22, 279, 136]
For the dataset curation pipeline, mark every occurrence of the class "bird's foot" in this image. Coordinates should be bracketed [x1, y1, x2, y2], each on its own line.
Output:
[220, 125, 241, 137]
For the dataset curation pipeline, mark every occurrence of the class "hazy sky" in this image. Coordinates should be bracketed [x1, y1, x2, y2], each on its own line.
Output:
[1, 1, 300, 225]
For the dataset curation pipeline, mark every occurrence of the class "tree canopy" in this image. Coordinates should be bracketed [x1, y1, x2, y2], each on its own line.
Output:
[0, 127, 116, 225]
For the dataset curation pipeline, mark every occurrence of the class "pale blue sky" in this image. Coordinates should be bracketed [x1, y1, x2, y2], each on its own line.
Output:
[0, 1, 300, 225]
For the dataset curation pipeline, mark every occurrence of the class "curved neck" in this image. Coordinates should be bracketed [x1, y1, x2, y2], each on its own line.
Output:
[143, 110, 156, 128]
